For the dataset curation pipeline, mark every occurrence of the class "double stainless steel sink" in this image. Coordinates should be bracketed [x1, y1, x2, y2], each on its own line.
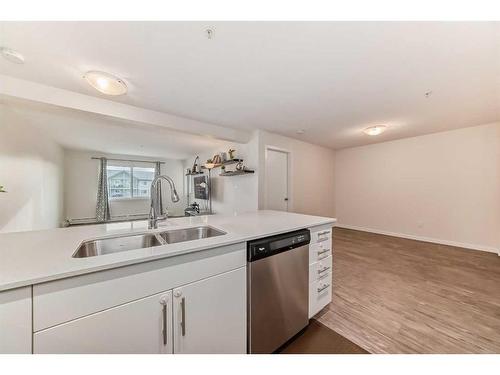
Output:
[72, 226, 226, 258]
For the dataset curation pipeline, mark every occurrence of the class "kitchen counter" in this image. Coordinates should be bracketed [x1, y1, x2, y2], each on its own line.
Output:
[0, 210, 335, 291]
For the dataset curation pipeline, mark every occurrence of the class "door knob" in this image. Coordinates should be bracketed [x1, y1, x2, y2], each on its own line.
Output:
[284, 198, 289, 201]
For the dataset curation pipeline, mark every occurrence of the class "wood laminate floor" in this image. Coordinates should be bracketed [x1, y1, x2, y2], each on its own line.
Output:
[316, 228, 500, 353]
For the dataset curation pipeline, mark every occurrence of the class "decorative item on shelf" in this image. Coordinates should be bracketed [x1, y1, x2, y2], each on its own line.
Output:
[219, 152, 227, 162]
[192, 156, 200, 173]
[0, 185, 6, 193]
[204, 154, 224, 169]
[186, 156, 205, 175]
[212, 154, 222, 165]
[228, 148, 236, 160]
[204, 158, 216, 170]
[219, 162, 255, 176]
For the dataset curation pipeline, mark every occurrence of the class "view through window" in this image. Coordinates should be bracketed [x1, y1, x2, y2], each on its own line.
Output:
[107, 165, 156, 199]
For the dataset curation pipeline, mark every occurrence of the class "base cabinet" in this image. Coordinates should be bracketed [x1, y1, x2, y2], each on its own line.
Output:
[308, 226, 333, 318]
[0, 286, 32, 354]
[173, 267, 246, 354]
[34, 291, 173, 354]
[33, 267, 246, 354]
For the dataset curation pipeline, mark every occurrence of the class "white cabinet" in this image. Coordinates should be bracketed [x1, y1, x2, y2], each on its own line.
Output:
[0, 286, 32, 354]
[34, 291, 173, 354]
[308, 225, 333, 318]
[173, 267, 246, 354]
[33, 265, 247, 354]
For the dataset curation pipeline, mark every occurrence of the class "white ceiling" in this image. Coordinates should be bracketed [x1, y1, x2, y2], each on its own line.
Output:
[0, 21, 499, 149]
[0, 97, 230, 160]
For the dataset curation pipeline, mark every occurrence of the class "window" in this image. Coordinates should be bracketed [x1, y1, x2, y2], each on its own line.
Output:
[107, 164, 155, 199]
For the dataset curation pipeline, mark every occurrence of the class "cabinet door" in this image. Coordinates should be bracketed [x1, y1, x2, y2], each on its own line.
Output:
[0, 287, 32, 354]
[34, 290, 173, 354]
[173, 267, 246, 354]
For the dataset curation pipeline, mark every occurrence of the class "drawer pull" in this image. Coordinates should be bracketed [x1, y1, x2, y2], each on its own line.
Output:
[160, 297, 168, 346]
[317, 283, 330, 293]
[317, 248, 330, 256]
[318, 266, 331, 274]
[180, 297, 186, 337]
[317, 231, 331, 242]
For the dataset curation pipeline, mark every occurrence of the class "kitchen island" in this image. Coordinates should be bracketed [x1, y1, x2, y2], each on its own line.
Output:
[0, 210, 335, 354]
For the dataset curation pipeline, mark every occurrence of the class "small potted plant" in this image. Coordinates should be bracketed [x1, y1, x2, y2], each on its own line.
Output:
[0, 185, 6, 193]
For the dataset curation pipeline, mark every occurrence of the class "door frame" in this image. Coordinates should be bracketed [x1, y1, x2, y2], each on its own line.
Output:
[264, 145, 292, 212]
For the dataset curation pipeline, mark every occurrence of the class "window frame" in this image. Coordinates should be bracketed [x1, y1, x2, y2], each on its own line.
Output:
[106, 162, 157, 201]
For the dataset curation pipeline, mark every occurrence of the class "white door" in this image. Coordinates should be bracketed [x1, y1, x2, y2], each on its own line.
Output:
[265, 149, 289, 211]
[34, 290, 173, 354]
[173, 267, 246, 354]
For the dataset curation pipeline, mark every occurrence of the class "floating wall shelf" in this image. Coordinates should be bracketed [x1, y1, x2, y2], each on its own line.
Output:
[219, 170, 255, 177]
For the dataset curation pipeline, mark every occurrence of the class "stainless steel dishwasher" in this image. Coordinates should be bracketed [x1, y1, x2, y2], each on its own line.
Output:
[247, 229, 310, 353]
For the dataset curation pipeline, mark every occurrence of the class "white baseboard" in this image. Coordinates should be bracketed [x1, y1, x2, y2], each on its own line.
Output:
[335, 224, 499, 255]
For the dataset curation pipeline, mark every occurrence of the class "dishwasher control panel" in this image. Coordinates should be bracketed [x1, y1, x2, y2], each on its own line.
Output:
[247, 229, 310, 262]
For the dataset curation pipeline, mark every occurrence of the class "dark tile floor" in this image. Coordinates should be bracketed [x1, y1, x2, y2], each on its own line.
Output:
[278, 320, 369, 354]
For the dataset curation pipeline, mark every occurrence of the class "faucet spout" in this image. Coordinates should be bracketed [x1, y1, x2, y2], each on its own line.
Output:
[149, 175, 180, 229]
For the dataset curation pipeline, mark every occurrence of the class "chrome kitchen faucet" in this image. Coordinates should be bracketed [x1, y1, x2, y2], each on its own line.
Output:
[148, 175, 180, 229]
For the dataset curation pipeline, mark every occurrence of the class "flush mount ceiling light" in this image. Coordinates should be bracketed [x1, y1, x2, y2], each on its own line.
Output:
[0, 47, 25, 64]
[363, 125, 388, 136]
[84, 71, 127, 96]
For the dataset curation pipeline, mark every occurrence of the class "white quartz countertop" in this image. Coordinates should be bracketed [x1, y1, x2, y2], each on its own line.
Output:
[0, 210, 335, 292]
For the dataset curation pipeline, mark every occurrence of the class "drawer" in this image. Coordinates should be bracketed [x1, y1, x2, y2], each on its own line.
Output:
[310, 226, 332, 244]
[308, 274, 332, 318]
[309, 241, 332, 264]
[308, 255, 332, 284]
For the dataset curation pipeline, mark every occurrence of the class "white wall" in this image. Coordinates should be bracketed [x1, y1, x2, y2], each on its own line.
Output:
[64, 150, 186, 220]
[257, 130, 336, 218]
[334, 122, 500, 253]
[0, 104, 64, 233]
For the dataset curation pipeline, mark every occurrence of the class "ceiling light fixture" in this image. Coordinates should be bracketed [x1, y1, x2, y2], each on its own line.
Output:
[0, 47, 25, 64]
[363, 125, 388, 136]
[84, 71, 127, 96]
[296, 129, 305, 135]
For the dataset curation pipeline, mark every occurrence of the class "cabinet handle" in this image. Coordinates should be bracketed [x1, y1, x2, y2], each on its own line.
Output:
[317, 248, 330, 256]
[180, 297, 186, 337]
[317, 283, 330, 293]
[318, 266, 331, 274]
[160, 298, 168, 346]
[317, 231, 330, 242]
